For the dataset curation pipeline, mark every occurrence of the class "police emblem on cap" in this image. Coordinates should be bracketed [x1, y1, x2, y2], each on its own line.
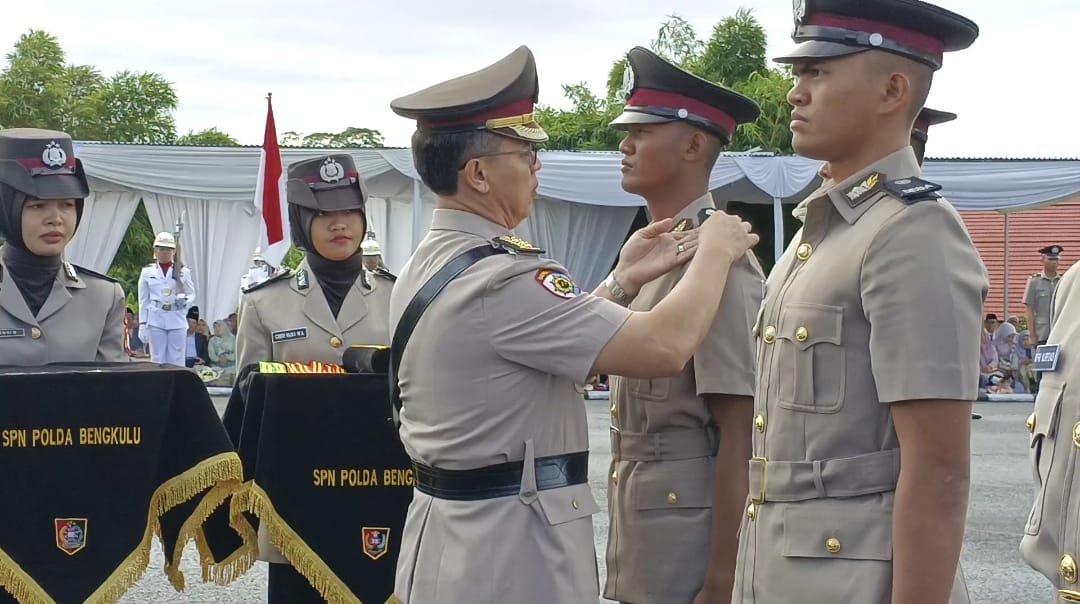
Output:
[42, 141, 67, 169]
[619, 63, 635, 102]
[793, 0, 807, 23]
[319, 157, 345, 183]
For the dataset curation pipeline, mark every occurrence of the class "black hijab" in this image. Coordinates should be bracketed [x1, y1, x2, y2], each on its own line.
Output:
[288, 204, 367, 320]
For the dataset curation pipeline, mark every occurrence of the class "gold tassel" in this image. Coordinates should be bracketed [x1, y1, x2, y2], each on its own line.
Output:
[162, 477, 245, 591]
[188, 487, 259, 588]
[233, 483, 361, 604]
[81, 452, 244, 604]
[0, 545, 53, 604]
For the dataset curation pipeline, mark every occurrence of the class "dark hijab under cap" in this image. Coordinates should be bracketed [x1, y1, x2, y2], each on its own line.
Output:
[288, 203, 368, 320]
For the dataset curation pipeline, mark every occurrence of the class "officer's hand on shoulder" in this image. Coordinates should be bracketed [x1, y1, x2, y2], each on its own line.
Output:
[697, 210, 758, 262]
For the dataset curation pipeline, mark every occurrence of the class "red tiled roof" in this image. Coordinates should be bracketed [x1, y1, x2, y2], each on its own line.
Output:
[960, 201, 1080, 318]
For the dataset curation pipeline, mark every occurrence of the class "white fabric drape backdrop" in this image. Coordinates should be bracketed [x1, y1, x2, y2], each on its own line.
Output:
[143, 194, 261, 325]
[65, 179, 141, 272]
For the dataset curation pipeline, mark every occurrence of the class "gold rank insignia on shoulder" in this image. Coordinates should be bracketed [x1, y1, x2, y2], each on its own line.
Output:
[672, 218, 695, 232]
[844, 172, 882, 207]
[492, 235, 544, 255]
[884, 177, 942, 204]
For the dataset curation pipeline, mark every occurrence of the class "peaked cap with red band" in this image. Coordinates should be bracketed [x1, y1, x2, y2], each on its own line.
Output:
[610, 47, 760, 144]
[286, 154, 368, 213]
[390, 45, 547, 144]
[0, 128, 89, 201]
[775, 0, 979, 70]
[912, 107, 957, 143]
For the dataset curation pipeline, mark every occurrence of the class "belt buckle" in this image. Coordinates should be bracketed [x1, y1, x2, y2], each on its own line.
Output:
[750, 456, 767, 504]
[1061, 589, 1080, 603]
[161, 303, 172, 311]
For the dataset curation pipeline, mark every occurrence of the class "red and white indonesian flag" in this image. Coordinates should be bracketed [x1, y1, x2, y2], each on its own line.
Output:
[254, 94, 290, 268]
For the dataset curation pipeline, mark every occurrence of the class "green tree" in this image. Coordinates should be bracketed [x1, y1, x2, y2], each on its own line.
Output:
[0, 30, 178, 143]
[692, 8, 768, 86]
[280, 126, 384, 148]
[176, 127, 239, 146]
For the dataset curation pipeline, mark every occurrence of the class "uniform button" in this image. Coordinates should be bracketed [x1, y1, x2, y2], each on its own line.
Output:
[1073, 423, 1080, 449]
[30, 327, 41, 340]
[666, 492, 678, 505]
[746, 503, 757, 521]
[795, 326, 809, 342]
[1026, 412, 1036, 433]
[1063, 554, 1078, 584]
[825, 538, 841, 554]
[610, 404, 617, 418]
[796, 243, 813, 261]
[329, 336, 343, 348]
[611, 470, 619, 485]
[754, 414, 766, 433]
[762, 325, 776, 344]
[571, 499, 580, 510]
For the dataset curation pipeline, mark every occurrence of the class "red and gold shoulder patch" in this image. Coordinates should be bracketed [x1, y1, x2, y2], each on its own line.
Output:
[535, 269, 581, 299]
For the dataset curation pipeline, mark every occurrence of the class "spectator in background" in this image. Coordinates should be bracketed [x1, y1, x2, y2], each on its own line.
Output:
[185, 306, 209, 368]
[226, 312, 238, 336]
[1015, 329, 1036, 394]
[980, 325, 1000, 393]
[123, 307, 145, 358]
[208, 319, 236, 378]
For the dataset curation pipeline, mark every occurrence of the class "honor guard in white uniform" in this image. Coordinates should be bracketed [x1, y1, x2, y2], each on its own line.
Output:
[0, 128, 125, 365]
[137, 231, 195, 366]
[235, 153, 394, 603]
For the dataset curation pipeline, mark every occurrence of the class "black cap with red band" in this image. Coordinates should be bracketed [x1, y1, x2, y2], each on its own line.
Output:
[609, 47, 760, 145]
[775, 0, 979, 70]
[0, 128, 89, 201]
[286, 154, 367, 213]
[912, 107, 957, 143]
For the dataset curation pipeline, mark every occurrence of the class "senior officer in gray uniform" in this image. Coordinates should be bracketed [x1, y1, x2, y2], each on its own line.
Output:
[387, 46, 759, 604]
[603, 47, 764, 604]
[138, 231, 195, 366]
[1025, 245, 1065, 345]
[1020, 259, 1080, 602]
[0, 128, 124, 365]
[236, 152, 393, 601]
[732, 2, 986, 603]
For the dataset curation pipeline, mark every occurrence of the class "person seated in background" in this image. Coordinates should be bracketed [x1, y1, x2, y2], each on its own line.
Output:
[123, 307, 146, 358]
[1016, 330, 1036, 394]
[185, 307, 209, 368]
[208, 319, 236, 378]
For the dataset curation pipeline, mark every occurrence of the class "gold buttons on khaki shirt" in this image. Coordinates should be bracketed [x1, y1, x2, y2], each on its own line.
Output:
[754, 414, 766, 433]
[746, 503, 757, 521]
[611, 470, 619, 485]
[572, 499, 580, 510]
[762, 325, 776, 344]
[796, 243, 813, 261]
[329, 336, 343, 348]
[1063, 554, 1078, 584]
[610, 403, 617, 418]
[795, 326, 809, 342]
[666, 492, 678, 505]
[1073, 422, 1080, 449]
[1026, 412, 1036, 433]
[30, 327, 42, 340]
[825, 538, 841, 554]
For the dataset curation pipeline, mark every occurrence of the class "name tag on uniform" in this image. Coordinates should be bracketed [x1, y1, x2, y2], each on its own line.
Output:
[1033, 344, 1061, 372]
[272, 328, 308, 343]
[0, 328, 25, 339]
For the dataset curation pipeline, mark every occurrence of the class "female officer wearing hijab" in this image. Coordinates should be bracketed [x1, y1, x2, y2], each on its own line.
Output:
[234, 153, 393, 601]
[0, 128, 125, 365]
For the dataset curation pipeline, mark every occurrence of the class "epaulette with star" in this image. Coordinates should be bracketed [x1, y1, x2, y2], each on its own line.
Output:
[72, 264, 119, 283]
[884, 177, 942, 204]
[242, 269, 293, 294]
[373, 267, 397, 282]
[492, 235, 544, 255]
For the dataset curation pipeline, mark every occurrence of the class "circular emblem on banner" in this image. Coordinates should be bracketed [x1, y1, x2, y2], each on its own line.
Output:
[42, 141, 67, 169]
[793, 0, 806, 23]
[319, 157, 344, 183]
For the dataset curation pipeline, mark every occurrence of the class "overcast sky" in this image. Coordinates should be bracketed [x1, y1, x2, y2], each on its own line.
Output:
[7, 0, 1077, 158]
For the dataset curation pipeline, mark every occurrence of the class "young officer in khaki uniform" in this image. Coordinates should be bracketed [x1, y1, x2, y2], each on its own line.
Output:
[386, 46, 760, 604]
[732, 2, 987, 603]
[235, 153, 393, 602]
[1019, 260, 1080, 602]
[603, 46, 764, 604]
[0, 128, 125, 365]
[1025, 245, 1065, 345]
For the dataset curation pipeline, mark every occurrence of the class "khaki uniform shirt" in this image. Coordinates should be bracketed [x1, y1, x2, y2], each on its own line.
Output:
[0, 255, 125, 365]
[604, 194, 764, 604]
[389, 209, 631, 604]
[1025, 272, 1063, 342]
[732, 148, 987, 603]
[1020, 261, 1080, 599]
[235, 257, 393, 563]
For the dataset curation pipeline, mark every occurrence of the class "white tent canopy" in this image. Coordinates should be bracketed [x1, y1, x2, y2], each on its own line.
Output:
[67, 143, 1080, 324]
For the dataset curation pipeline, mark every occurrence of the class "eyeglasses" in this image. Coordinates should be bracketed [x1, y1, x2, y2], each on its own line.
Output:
[460, 147, 538, 170]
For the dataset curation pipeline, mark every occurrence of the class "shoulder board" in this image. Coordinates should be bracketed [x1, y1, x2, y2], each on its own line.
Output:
[492, 235, 544, 255]
[73, 264, 119, 283]
[884, 177, 942, 204]
[373, 267, 397, 282]
[242, 269, 292, 294]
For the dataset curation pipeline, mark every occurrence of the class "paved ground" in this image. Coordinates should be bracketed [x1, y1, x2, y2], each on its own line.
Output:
[120, 399, 1052, 603]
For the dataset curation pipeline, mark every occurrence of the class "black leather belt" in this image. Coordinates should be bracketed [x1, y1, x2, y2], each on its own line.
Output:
[412, 451, 588, 501]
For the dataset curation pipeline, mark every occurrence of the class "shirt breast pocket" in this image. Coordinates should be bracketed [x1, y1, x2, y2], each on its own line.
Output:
[776, 303, 845, 413]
